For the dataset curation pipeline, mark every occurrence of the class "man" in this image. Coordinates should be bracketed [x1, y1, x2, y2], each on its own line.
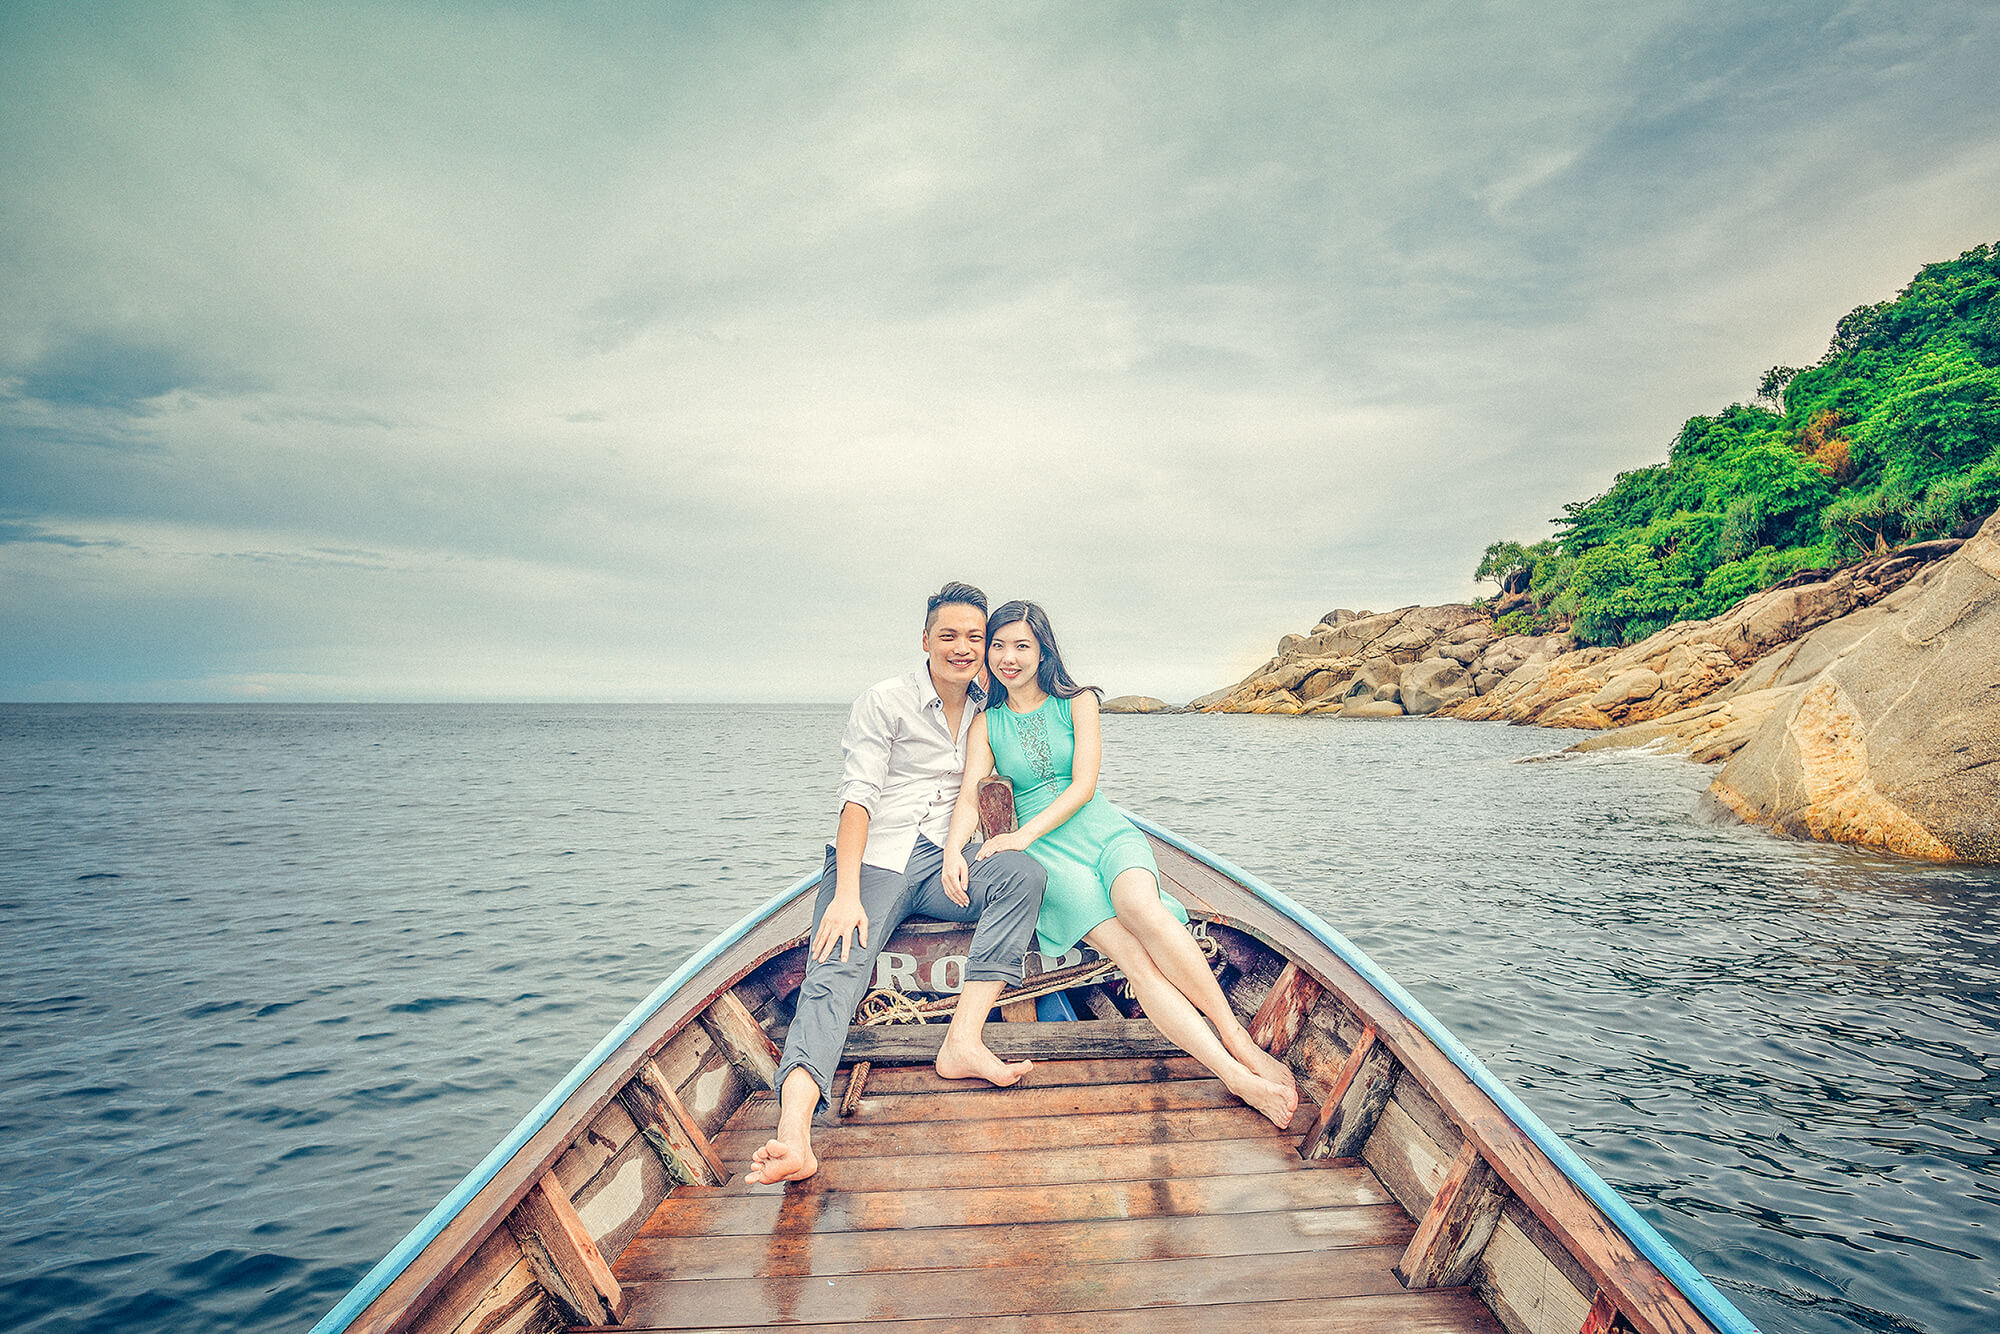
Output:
[746, 581, 1048, 1186]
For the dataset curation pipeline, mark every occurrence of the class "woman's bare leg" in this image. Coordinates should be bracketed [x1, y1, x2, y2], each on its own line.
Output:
[1109, 868, 1299, 1116]
[1084, 917, 1293, 1128]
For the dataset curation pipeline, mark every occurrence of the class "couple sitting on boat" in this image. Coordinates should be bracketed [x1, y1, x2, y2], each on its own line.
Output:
[747, 582, 1300, 1185]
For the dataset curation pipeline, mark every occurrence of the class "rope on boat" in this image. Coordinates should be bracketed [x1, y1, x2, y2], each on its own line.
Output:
[852, 927, 1224, 1026]
[855, 986, 943, 1026]
[838, 1061, 872, 1116]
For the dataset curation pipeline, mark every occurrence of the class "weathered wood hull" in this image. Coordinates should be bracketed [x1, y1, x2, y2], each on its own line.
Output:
[311, 815, 1756, 1334]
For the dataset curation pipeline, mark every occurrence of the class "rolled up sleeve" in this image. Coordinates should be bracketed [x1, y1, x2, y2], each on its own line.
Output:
[835, 689, 892, 815]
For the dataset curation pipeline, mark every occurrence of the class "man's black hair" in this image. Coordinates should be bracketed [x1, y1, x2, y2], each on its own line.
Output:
[924, 581, 988, 631]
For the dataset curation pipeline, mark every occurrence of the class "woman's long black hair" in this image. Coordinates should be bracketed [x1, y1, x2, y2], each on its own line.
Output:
[985, 600, 1102, 707]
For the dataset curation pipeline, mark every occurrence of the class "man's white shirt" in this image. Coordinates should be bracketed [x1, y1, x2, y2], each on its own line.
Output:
[835, 665, 986, 871]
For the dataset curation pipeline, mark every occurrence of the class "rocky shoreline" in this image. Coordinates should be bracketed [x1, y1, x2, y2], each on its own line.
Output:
[1112, 508, 2000, 863]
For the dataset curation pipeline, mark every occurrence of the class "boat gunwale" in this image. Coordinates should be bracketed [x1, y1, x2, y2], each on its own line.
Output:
[1123, 808, 1757, 1334]
[307, 869, 823, 1334]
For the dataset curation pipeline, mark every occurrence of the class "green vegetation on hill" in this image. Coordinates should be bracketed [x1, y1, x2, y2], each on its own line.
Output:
[1480, 243, 2000, 645]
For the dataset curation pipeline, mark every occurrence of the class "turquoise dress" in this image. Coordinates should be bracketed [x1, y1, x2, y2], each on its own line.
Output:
[984, 693, 1187, 956]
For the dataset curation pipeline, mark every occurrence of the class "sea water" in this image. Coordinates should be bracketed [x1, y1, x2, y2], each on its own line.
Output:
[1, 703, 1995, 1333]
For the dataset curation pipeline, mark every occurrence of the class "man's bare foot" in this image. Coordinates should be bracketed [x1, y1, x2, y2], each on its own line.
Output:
[745, 1136, 818, 1185]
[1225, 1069, 1297, 1129]
[935, 1039, 1033, 1087]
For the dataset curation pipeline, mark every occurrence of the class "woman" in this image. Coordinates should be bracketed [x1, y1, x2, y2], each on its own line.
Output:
[942, 600, 1299, 1127]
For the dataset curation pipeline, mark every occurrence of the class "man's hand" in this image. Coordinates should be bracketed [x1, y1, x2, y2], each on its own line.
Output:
[812, 892, 869, 963]
[974, 831, 1031, 860]
[941, 850, 971, 907]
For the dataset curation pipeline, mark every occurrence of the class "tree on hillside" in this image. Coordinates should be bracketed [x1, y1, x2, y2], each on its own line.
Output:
[1757, 365, 1800, 409]
[1475, 540, 1531, 587]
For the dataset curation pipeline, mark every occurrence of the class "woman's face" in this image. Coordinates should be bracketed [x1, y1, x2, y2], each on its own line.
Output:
[987, 620, 1041, 693]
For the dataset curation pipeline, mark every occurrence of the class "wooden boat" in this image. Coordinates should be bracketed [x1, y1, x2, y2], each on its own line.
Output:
[310, 806, 1757, 1334]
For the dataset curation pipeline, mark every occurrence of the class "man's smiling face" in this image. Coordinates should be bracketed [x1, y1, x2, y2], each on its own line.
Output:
[922, 602, 986, 691]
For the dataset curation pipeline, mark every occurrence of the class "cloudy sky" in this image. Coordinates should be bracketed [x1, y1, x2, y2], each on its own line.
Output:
[3, 2, 1997, 702]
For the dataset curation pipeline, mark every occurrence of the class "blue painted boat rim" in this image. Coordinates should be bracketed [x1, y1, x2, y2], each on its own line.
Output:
[1120, 807, 1760, 1334]
[307, 868, 823, 1334]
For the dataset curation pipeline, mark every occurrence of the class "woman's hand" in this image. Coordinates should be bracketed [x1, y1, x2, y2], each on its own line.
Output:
[811, 892, 869, 963]
[942, 849, 971, 907]
[975, 831, 1032, 860]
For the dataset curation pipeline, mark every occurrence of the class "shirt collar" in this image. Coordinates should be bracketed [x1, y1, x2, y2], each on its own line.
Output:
[914, 664, 988, 710]
[915, 664, 943, 710]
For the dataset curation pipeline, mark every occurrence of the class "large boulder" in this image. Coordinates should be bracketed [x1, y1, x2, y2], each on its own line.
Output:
[1589, 668, 1662, 711]
[1396, 603, 1490, 636]
[1184, 686, 1236, 711]
[1707, 511, 2000, 861]
[1235, 689, 1306, 714]
[1343, 659, 1403, 700]
[1340, 698, 1405, 718]
[1658, 643, 1736, 700]
[1398, 658, 1474, 716]
[1296, 612, 1404, 661]
[1296, 666, 1356, 704]
[1260, 653, 1360, 693]
[1538, 697, 1615, 729]
[1102, 695, 1171, 714]
[1565, 687, 1793, 765]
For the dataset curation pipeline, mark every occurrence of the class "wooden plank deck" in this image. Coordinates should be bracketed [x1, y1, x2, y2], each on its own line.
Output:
[587, 1057, 1505, 1333]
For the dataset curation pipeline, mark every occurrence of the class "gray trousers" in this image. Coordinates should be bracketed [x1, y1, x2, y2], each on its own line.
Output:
[775, 836, 1047, 1113]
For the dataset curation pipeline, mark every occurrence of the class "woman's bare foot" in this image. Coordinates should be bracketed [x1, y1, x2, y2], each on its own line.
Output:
[1225, 1069, 1298, 1129]
[745, 1135, 818, 1185]
[1219, 1027, 1300, 1119]
[1244, 1044, 1301, 1118]
[935, 1038, 1033, 1087]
